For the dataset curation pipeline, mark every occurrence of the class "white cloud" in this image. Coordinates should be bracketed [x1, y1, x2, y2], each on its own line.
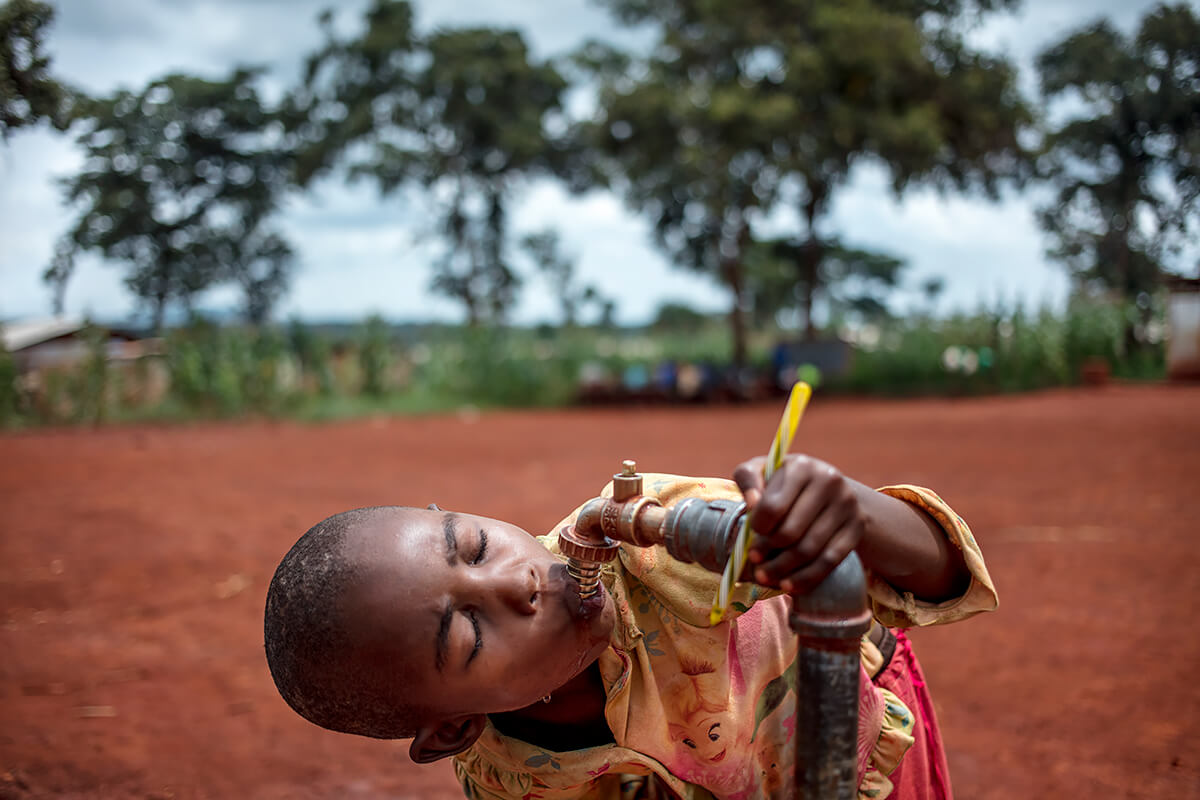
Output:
[828, 164, 1069, 315]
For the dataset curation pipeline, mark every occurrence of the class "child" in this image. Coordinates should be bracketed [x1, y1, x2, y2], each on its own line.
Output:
[264, 454, 996, 799]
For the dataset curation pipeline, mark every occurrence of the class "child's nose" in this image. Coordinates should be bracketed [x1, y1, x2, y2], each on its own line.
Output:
[493, 563, 538, 615]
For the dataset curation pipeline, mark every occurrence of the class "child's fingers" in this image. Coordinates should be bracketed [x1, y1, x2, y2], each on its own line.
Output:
[732, 456, 768, 505]
[752, 502, 850, 584]
[750, 457, 848, 547]
[746, 457, 815, 536]
[747, 490, 826, 565]
[779, 524, 861, 594]
[757, 470, 843, 547]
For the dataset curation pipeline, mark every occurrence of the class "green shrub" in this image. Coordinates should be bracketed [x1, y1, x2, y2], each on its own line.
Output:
[0, 348, 23, 426]
[165, 318, 295, 417]
[288, 318, 334, 395]
[359, 315, 393, 397]
[71, 324, 111, 423]
[829, 293, 1164, 396]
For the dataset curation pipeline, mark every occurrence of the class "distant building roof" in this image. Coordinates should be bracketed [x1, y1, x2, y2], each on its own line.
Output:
[1, 317, 88, 352]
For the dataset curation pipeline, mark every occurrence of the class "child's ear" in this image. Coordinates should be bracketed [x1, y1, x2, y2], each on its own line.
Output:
[409, 714, 487, 763]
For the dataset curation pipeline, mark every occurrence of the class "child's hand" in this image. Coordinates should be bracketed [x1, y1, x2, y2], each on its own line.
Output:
[733, 454, 866, 594]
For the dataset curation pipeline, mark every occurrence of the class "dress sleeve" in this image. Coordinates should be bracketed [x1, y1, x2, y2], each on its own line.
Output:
[866, 485, 998, 628]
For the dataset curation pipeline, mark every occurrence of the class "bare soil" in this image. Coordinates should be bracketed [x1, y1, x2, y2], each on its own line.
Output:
[1, 385, 1197, 798]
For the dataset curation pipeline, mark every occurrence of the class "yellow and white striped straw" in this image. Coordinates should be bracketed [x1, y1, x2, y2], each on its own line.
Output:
[710, 381, 812, 625]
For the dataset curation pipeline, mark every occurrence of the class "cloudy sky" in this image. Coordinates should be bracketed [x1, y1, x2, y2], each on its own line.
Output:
[0, 0, 1188, 326]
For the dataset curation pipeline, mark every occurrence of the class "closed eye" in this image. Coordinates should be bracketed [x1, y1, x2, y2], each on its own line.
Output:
[471, 529, 489, 565]
[466, 610, 482, 665]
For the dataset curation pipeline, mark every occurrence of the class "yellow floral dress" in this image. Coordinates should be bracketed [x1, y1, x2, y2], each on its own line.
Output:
[454, 475, 997, 800]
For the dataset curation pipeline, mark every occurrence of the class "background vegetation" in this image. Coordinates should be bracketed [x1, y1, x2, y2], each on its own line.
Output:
[0, 288, 1164, 428]
[0, 0, 1192, 427]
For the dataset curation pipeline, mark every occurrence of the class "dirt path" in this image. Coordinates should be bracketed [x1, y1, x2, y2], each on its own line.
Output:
[2, 385, 1197, 798]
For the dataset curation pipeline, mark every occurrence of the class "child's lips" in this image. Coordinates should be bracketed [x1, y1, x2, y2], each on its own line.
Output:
[575, 588, 607, 622]
[551, 561, 606, 623]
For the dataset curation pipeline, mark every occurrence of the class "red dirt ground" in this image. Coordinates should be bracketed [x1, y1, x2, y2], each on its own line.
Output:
[1, 385, 1198, 799]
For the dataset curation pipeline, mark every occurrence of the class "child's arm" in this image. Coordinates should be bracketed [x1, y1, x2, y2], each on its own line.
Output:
[734, 454, 970, 602]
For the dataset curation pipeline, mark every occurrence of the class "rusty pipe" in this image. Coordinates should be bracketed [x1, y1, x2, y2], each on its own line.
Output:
[557, 463, 870, 798]
[789, 552, 872, 799]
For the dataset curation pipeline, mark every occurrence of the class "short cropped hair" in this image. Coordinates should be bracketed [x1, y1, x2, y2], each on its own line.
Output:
[263, 506, 427, 739]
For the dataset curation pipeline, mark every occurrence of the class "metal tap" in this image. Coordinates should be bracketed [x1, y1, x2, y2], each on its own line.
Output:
[557, 460, 871, 799]
[556, 460, 631, 597]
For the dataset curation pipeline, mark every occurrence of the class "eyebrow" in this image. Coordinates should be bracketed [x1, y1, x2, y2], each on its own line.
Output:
[442, 513, 458, 566]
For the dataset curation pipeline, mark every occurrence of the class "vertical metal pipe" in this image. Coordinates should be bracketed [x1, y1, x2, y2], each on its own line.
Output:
[788, 552, 872, 799]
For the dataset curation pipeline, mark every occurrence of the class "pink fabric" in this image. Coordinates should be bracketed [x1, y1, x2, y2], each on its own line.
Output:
[857, 663, 886, 781]
[872, 630, 954, 800]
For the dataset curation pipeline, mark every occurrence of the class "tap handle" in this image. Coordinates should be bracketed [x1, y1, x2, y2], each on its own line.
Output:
[612, 459, 642, 501]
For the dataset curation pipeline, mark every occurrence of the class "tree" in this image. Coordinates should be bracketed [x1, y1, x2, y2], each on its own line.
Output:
[215, 230, 295, 326]
[651, 301, 712, 332]
[521, 229, 604, 327]
[578, 38, 787, 365]
[1036, 3, 1200, 303]
[588, 0, 1030, 348]
[747, 237, 906, 330]
[294, 1, 569, 325]
[46, 70, 295, 330]
[0, 0, 72, 138]
[285, 0, 420, 187]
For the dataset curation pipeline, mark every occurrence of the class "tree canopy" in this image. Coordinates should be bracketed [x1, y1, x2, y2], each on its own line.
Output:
[584, 0, 1030, 353]
[1036, 2, 1200, 299]
[578, 38, 784, 362]
[47, 70, 295, 329]
[293, 0, 569, 325]
[0, 0, 71, 138]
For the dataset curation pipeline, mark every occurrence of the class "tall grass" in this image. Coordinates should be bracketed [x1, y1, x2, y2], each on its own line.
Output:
[2, 293, 1167, 427]
[165, 319, 296, 416]
[834, 294, 1164, 395]
[0, 347, 23, 427]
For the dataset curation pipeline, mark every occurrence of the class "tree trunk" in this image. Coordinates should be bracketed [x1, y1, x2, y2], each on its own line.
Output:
[799, 186, 827, 342]
[463, 294, 480, 328]
[726, 267, 748, 370]
[801, 238, 821, 341]
[152, 297, 166, 335]
[151, 270, 169, 334]
[721, 221, 751, 369]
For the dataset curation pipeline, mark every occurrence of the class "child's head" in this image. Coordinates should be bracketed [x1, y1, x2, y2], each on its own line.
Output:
[263, 504, 614, 761]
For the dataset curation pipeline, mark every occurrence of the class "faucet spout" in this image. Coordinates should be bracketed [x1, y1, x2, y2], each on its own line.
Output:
[557, 460, 670, 598]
